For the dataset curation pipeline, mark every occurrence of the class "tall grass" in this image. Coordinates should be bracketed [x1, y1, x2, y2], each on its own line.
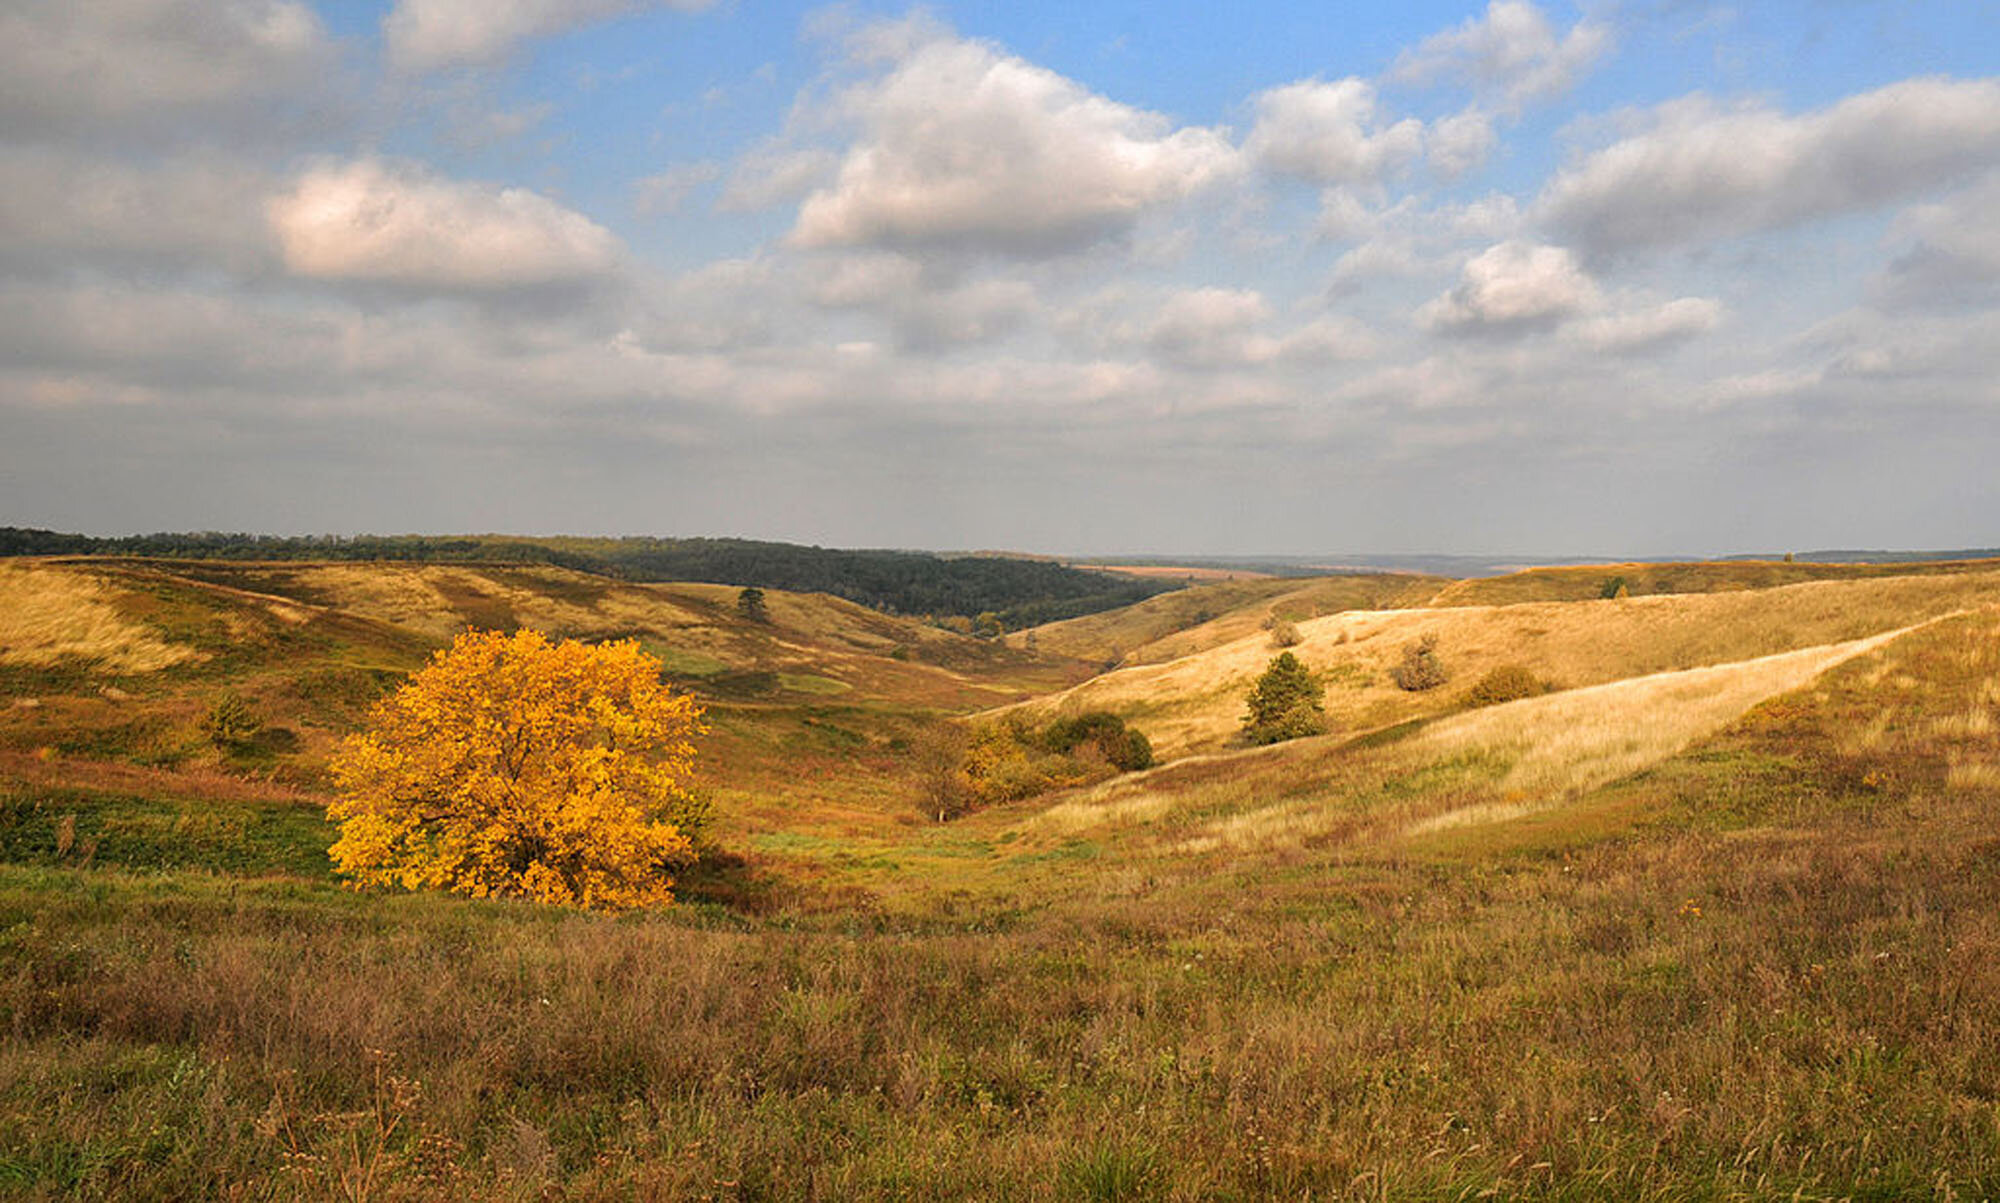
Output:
[0, 565, 197, 674]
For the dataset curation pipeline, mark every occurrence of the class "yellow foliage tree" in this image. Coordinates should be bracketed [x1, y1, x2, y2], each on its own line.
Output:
[327, 629, 706, 911]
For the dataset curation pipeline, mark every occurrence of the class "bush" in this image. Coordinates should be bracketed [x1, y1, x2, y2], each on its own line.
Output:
[199, 693, 262, 747]
[1242, 652, 1327, 745]
[922, 711, 1154, 818]
[1600, 576, 1630, 599]
[1268, 618, 1302, 648]
[1466, 664, 1543, 707]
[1390, 635, 1448, 692]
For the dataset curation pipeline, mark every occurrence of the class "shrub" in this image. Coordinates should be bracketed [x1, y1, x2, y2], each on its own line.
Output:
[1466, 663, 1543, 707]
[922, 710, 1153, 818]
[200, 693, 263, 747]
[1600, 576, 1630, 600]
[1242, 652, 1327, 745]
[1391, 635, 1449, 692]
[1268, 618, 1302, 648]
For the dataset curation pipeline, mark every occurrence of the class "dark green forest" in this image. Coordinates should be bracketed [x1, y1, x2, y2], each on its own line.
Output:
[0, 528, 1171, 626]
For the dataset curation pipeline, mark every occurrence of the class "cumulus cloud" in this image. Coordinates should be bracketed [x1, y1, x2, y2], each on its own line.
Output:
[633, 162, 721, 217]
[1568, 297, 1722, 354]
[1392, 0, 1610, 109]
[0, 0, 331, 136]
[1543, 77, 2000, 257]
[789, 29, 1239, 256]
[1064, 286, 1373, 369]
[719, 144, 841, 212]
[1881, 173, 2000, 301]
[1245, 78, 1423, 186]
[1419, 240, 1599, 333]
[384, 0, 714, 72]
[802, 253, 1040, 348]
[0, 149, 275, 274]
[1427, 108, 1496, 179]
[267, 159, 621, 291]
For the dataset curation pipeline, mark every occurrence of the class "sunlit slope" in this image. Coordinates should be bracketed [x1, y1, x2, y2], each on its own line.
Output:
[1008, 572, 1444, 665]
[1003, 568, 2000, 760]
[1430, 556, 2000, 607]
[1035, 623, 1918, 855]
[0, 558, 1084, 855]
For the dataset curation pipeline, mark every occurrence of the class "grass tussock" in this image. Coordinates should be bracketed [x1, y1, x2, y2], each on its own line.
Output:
[0, 564, 199, 674]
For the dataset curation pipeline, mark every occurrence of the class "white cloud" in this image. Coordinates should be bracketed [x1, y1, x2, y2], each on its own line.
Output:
[1392, 1, 1610, 110]
[1568, 296, 1721, 354]
[719, 144, 841, 213]
[1066, 286, 1373, 369]
[1245, 78, 1423, 186]
[384, 0, 714, 72]
[1427, 108, 1496, 179]
[802, 253, 1040, 348]
[267, 159, 621, 290]
[1419, 240, 1599, 333]
[790, 29, 1239, 256]
[1882, 172, 2000, 300]
[633, 161, 721, 217]
[1543, 78, 2000, 256]
[0, 148, 275, 272]
[0, 0, 330, 134]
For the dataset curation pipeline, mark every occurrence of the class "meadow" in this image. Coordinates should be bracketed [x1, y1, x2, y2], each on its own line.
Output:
[2, 555, 1998, 1199]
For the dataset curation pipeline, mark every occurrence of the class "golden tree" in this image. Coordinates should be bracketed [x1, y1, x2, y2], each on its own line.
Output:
[328, 629, 706, 911]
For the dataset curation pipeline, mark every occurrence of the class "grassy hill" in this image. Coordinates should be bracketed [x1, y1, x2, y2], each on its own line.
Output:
[1006, 571, 1445, 666]
[3, 553, 1999, 1198]
[1001, 567, 2000, 760]
[0, 528, 1174, 626]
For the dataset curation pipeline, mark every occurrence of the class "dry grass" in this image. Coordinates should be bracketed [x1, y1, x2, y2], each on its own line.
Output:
[1428, 554, 2000, 607]
[0, 564, 198, 673]
[1011, 569, 2000, 760]
[6, 565, 2000, 1196]
[1010, 573, 1442, 665]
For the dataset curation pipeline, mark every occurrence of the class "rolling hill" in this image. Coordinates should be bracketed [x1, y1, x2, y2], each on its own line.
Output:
[3, 551, 1999, 1198]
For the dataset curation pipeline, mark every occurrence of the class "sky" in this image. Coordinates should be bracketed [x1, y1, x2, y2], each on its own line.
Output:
[3, 0, 1999, 557]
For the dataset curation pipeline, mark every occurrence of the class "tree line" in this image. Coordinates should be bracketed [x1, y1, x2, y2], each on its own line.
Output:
[0, 528, 1171, 625]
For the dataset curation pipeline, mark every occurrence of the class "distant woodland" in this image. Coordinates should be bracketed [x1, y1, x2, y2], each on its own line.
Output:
[0, 528, 1172, 627]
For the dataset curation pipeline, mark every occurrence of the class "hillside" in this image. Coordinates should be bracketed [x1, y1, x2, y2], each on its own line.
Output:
[0, 558, 1090, 861]
[3, 553, 2000, 1197]
[1001, 567, 2000, 760]
[1007, 571, 1445, 665]
[0, 528, 1174, 626]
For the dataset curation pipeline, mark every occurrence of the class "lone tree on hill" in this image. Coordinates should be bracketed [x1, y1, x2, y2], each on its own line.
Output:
[327, 629, 707, 911]
[1242, 651, 1327, 745]
[737, 585, 770, 623]
[1391, 634, 1449, 691]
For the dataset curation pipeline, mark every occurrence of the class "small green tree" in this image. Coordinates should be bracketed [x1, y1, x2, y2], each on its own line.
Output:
[1599, 576, 1629, 600]
[200, 692, 263, 747]
[736, 586, 769, 623]
[1242, 652, 1327, 745]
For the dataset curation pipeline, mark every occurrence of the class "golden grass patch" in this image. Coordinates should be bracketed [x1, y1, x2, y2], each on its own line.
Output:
[1004, 571, 2000, 760]
[0, 563, 198, 673]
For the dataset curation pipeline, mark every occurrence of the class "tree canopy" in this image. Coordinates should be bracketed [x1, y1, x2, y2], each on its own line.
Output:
[1242, 651, 1327, 745]
[327, 629, 706, 911]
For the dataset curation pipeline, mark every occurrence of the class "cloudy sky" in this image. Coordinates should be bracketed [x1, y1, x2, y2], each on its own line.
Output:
[4, 1, 1998, 556]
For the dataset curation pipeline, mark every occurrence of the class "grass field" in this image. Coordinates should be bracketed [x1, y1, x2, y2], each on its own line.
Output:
[1, 556, 1997, 1198]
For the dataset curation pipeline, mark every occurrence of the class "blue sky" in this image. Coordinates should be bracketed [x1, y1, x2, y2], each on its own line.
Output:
[3, 1, 1999, 555]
